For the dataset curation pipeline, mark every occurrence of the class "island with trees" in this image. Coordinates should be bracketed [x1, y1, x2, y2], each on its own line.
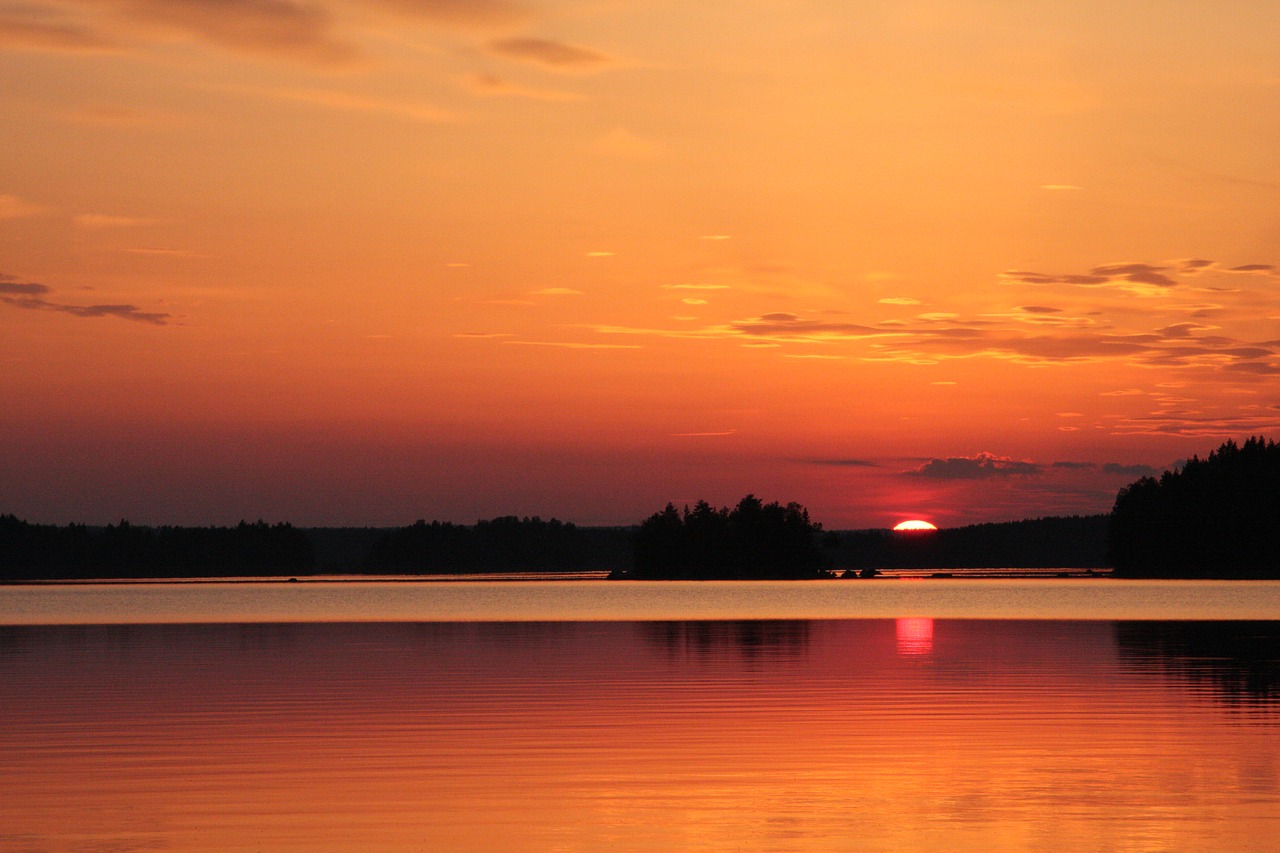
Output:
[629, 495, 830, 579]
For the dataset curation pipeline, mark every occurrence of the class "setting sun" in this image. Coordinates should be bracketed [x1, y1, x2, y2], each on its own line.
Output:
[893, 520, 939, 532]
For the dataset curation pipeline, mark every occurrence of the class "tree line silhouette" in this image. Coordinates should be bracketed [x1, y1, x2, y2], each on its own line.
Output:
[827, 515, 1109, 572]
[0, 516, 314, 580]
[361, 515, 628, 573]
[3, 436, 1274, 580]
[1108, 436, 1280, 578]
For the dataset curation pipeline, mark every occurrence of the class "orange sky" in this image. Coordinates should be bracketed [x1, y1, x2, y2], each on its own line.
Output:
[2, 1, 1278, 527]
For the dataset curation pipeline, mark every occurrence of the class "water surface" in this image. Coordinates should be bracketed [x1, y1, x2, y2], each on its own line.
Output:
[2, 582, 1278, 851]
[5, 578, 1280, 623]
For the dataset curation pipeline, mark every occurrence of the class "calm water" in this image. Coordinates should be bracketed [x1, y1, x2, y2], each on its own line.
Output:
[2, 581, 1279, 851]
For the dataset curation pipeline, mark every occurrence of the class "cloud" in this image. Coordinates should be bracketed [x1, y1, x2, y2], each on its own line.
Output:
[1050, 460, 1158, 478]
[454, 331, 513, 338]
[1003, 258, 1275, 294]
[1040, 184, 1083, 191]
[463, 73, 583, 102]
[114, 0, 360, 67]
[0, 194, 51, 219]
[729, 314, 897, 341]
[503, 340, 640, 349]
[1222, 361, 1280, 374]
[225, 85, 457, 123]
[1109, 410, 1280, 437]
[531, 287, 583, 296]
[805, 458, 878, 467]
[662, 284, 730, 291]
[670, 429, 737, 437]
[74, 213, 159, 229]
[879, 297, 922, 305]
[0, 15, 114, 52]
[3, 295, 170, 324]
[593, 127, 661, 159]
[371, 0, 527, 27]
[0, 272, 169, 324]
[121, 247, 204, 257]
[1002, 262, 1177, 291]
[487, 36, 612, 70]
[1101, 462, 1158, 478]
[907, 453, 1043, 480]
[0, 274, 51, 295]
[1178, 258, 1214, 274]
[1090, 263, 1178, 287]
[584, 285, 1280, 376]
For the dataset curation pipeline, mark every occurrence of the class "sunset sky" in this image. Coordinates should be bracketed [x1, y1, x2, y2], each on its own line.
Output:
[2, 0, 1278, 528]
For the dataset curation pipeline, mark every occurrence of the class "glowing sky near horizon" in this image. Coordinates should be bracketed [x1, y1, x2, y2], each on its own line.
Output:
[2, 0, 1278, 528]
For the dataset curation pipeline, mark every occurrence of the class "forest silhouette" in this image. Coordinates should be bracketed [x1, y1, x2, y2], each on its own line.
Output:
[1109, 436, 1280, 578]
[0, 517, 313, 580]
[2, 436, 1276, 579]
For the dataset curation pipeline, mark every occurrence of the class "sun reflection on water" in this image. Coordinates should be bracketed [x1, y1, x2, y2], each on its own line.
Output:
[896, 617, 934, 655]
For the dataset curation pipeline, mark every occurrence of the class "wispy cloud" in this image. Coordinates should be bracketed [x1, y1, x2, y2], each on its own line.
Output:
[74, 213, 159, 229]
[371, 0, 528, 28]
[1001, 258, 1276, 294]
[588, 307, 1280, 375]
[120, 247, 204, 257]
[3, 295, 171, 324]
[805, 458, 878, 467]
[463, 73, 584, 102]
[223, 85, 457, 123]
[593, 127, 661, 159]
[670, 429, 737, 437]
[487, 36, 612, 70]
[503, 340, 640, 349]
[531, 287, 583, 296]
[0, 272, 170, 325]
[0, 193, 51, 219]
[115, 0, 360, 67]
[0, 15, 114, 52]
[1001, 262, 1176, 292]
[1109, 409, 1280, 438]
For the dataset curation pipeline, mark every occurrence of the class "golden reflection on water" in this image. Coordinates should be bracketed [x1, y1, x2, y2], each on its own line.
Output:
[1, 619, 1277, 851]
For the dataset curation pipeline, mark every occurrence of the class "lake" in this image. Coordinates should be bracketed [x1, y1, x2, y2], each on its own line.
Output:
[2, 579, 1278, 851]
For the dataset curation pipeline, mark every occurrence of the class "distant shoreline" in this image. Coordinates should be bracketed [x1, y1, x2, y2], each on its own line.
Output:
[2, 567, 1117, 586]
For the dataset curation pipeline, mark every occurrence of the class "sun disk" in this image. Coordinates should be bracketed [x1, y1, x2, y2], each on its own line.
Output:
[893, 520, 938, 531]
